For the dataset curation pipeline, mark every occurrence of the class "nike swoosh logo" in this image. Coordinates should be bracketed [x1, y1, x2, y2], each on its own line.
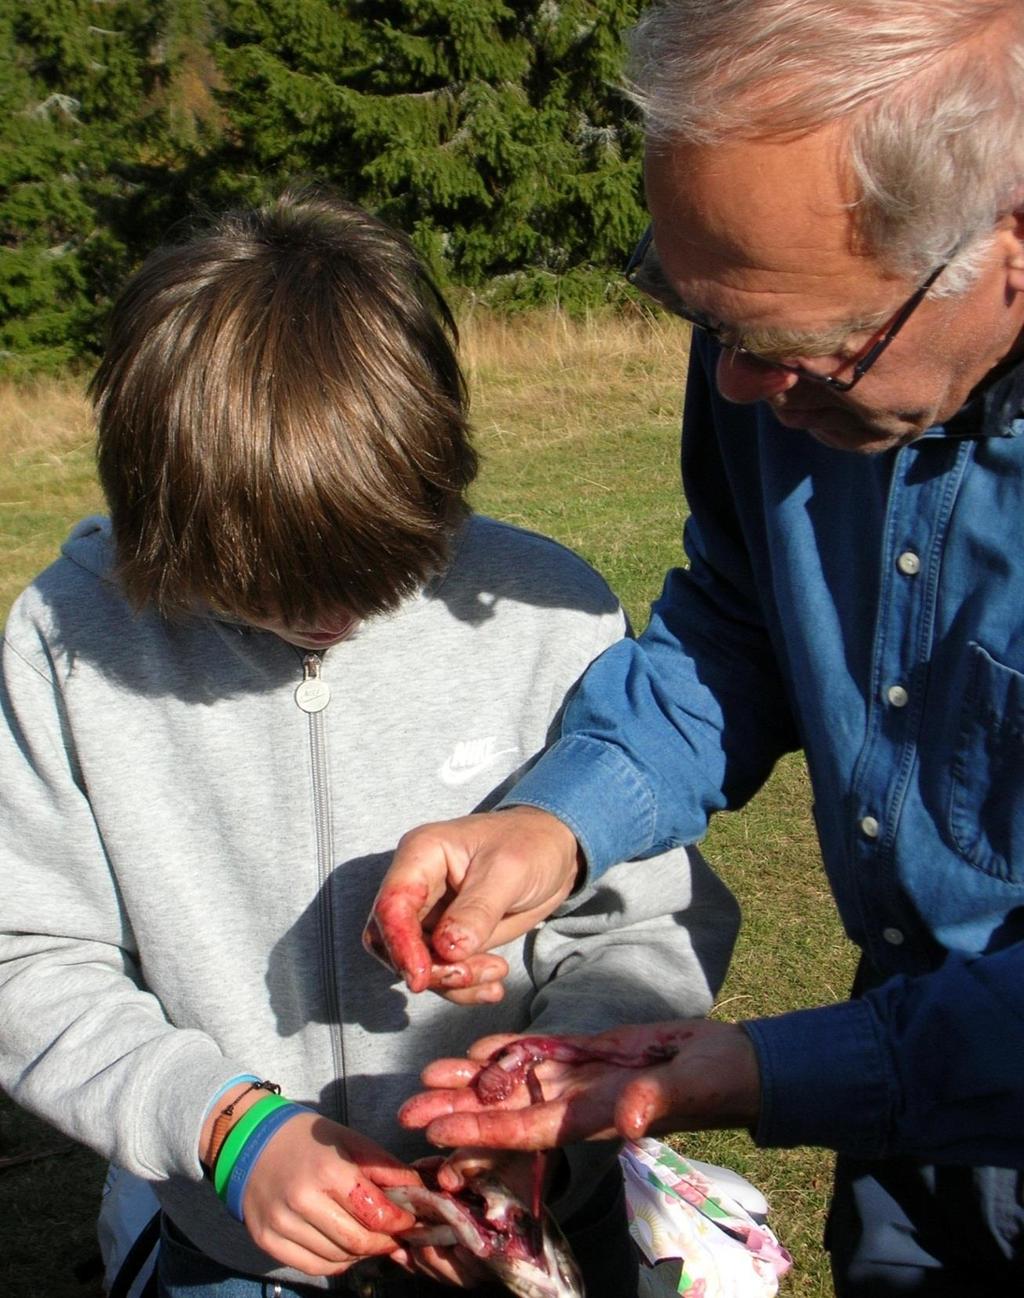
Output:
[438, 748, 518, 786]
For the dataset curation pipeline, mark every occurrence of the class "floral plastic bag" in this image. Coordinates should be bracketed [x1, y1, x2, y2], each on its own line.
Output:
[620, 1138, 793, 1296]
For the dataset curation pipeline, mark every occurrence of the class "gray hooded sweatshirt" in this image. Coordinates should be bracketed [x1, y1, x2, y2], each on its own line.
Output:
[0, 513, 738, 1286]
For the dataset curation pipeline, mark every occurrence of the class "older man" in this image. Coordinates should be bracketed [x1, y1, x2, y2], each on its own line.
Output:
[369, 1, 1024, 1292]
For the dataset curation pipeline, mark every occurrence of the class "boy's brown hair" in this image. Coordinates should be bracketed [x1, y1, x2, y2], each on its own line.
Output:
[91, 188, 476, 624]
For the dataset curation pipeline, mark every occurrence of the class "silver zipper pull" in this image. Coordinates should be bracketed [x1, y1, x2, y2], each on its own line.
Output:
[294, 653, 331, 713]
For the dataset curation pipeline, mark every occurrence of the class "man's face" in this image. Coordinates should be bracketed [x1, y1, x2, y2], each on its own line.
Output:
[644, 128, 1024, 454]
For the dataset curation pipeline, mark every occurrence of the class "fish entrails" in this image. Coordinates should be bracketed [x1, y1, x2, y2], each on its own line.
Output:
[472, 1034, 680, 1106]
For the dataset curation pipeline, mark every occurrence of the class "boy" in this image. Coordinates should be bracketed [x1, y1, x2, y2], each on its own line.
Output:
[0, 190, 738, 1296]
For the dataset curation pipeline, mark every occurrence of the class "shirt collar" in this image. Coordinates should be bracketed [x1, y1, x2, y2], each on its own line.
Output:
[929, 353, 1024, 440]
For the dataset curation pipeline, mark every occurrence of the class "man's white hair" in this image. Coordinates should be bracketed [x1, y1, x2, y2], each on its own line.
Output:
[626, 0, 1024, 291]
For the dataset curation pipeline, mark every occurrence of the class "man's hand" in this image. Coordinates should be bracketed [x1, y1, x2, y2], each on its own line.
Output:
[240, 1112, 421, 1276]
[398, 1020, 761, 1148]
[364, 807, 582, 997]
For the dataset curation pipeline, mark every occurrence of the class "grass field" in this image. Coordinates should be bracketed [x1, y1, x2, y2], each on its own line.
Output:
[0, 310, 856, 1296]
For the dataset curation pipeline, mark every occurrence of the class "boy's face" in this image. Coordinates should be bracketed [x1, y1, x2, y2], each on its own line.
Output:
[244, 612, 360, 651]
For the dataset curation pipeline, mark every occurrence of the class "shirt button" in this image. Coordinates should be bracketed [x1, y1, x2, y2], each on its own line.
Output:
[897, 551, 921, 576]
[882, 926, 905, 945]
[860, 815, 880, 839]
[886, 684, 909, 708]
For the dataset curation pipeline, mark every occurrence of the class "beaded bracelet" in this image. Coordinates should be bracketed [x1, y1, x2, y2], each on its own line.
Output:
[213, 1093, 292, 1197]
[224, 1102, 307, 1222]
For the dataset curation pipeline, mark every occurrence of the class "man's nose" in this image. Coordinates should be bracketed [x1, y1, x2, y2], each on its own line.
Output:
[715, 348, 801, 405]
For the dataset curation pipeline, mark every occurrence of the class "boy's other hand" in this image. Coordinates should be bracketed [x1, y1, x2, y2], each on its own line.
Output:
[397, 1021, 761, 1148]
[400, 1148, 563, 1288]
[364, 807, 582, 995]
[240, 1112, 420, 1276]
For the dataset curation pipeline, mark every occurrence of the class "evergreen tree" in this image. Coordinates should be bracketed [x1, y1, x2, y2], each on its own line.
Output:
[0, 0, 227, 371]
[213, 0, 646, 300]
[2, 0, 646, 370]
[0, 0, 315, 372]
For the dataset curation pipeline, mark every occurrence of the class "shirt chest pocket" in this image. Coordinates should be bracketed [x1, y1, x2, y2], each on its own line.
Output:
[948, 642, 1024, 885]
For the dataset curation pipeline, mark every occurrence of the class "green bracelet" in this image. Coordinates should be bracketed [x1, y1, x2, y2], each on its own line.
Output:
[213, 1093, 292, 1197]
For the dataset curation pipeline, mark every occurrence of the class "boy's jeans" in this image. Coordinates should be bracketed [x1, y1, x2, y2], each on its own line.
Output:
[158, 1167, 638, 1298]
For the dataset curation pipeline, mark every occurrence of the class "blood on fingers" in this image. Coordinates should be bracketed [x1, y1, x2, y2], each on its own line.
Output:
[344, 1180, 409, 1233]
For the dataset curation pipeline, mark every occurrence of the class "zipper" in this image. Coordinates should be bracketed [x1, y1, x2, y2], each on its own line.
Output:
[295, 652, 346, 1124]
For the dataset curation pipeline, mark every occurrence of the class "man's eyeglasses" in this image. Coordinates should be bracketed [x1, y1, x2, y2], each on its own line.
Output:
[625, 227, 947, 393]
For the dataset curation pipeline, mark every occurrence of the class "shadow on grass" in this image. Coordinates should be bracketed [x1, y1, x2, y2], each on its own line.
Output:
[0, 1091, 107, 1296]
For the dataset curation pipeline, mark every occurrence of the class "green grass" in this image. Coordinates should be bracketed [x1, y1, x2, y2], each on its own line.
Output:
[0, 311, 855, 1295]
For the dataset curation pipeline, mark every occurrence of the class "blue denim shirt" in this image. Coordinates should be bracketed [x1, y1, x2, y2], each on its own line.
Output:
[505, 333, 1024, 1166]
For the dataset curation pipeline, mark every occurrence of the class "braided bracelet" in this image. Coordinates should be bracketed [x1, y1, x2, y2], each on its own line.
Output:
[205, 1079, 280, 1170]
[205, 1073, 260, 1117]
[223, 1102, 307, 1222]
[212, 1093, 293, 1197]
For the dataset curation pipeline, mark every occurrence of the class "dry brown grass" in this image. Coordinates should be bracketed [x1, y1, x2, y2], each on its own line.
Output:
[460, 304, 685, 444]
[0, 377, 91, 455]
[459, 307, 694, 625]
[0, 379, 103, 618]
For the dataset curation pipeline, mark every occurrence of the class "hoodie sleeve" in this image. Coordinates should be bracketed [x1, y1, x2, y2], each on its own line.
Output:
[521, 842, 739, 1221]
[509, 577, 739, 1040]
[528, 845, 739, 1034]
[0, 626, 249, 1181]
[520, 596, 742, 1221]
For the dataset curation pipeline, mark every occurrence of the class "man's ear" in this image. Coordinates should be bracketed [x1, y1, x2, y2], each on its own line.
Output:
[1006, 210, 1024, 294]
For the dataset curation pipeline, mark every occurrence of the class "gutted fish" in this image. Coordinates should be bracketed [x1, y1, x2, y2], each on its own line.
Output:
[386, 1170, 584, 1298]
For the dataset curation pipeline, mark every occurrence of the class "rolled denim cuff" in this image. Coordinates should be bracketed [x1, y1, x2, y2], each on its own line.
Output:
[744, 1000, 895, 1158]
[499, 735, 657, 883]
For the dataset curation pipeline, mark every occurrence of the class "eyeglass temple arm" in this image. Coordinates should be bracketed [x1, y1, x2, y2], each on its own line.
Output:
[850, 261, 948, 379]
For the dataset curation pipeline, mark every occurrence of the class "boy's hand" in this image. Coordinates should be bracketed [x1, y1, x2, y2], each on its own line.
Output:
[239, 1112, 421, 1276]
[398, 1021, 761, 1148]
[364, 807, 582, 995]
[399, 1149, 563, 1289]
